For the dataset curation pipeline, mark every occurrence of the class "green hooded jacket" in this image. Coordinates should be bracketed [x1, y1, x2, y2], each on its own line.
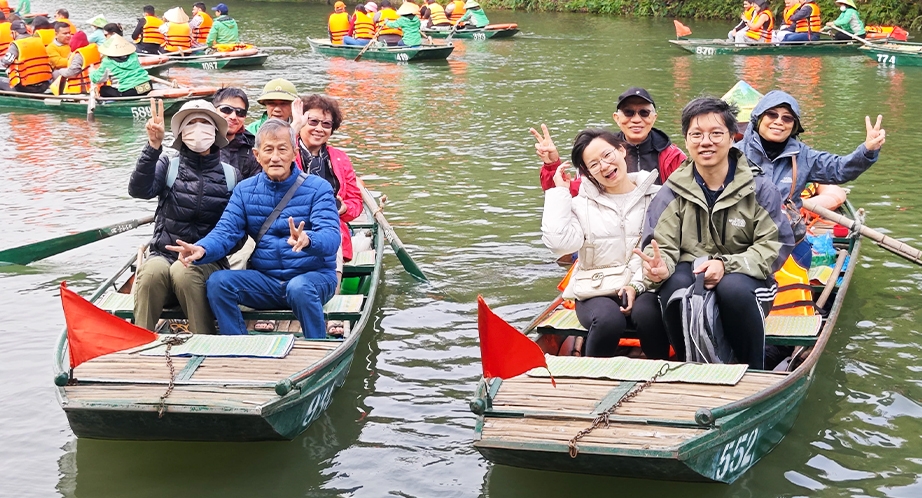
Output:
[641, 149, 794, 289]
[89, 53, 150, 92]
[205, 15, 240, 46]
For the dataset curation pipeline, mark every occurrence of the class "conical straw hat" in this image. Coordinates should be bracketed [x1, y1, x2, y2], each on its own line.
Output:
[99, 34, 137, 57]
[164, 7, 190, 24]
[396, 2, 420, 16]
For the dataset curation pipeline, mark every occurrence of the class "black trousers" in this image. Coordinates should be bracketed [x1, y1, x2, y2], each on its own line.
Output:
[656, 262, 773, 369]
[99, 86, 151, 98]
[833, 31, 865, 41]
[574, 291, 668, 359]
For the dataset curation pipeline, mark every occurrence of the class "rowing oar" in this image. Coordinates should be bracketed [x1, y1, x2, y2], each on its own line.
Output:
[356, 178, 428, 282]
[802, 198, 922, 266]
[522, 263, 576, 333]
[444, 22, 460, 44]
[87, 86, 97, 122]
[259, 46, 296, 51]
[149, 75, 180, 88]
[354, 25, 384, 62]
[827, 25, 873, 46]
[0, 215, 155, 266]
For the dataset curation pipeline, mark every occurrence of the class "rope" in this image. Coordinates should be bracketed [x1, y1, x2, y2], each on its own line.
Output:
[157, 333, 192, 418]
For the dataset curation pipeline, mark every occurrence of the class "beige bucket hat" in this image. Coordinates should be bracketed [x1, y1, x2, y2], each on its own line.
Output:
[164, 7, 190, 24]
[169, 100, 230, 150]
[99, 34, 137, 57]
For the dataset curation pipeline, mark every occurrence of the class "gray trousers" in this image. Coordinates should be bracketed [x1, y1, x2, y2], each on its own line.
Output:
[133, 255, 223, 334]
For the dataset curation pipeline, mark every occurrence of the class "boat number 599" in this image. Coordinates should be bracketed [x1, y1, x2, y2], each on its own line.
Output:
[714, 427, 760, 480]
[131, 106, 153, 120]
[876, 54, 896, 65]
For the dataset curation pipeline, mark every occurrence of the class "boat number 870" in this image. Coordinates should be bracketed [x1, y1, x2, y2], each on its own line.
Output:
[131, 106, 153, 120]
[714, 427, 760, 480]
[876, 54, 896, 65]
[695, 46, 716, 56]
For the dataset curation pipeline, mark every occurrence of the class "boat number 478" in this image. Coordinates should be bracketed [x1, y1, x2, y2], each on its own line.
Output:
[876, 54, 896, 65]
[714, 427, 760, 480]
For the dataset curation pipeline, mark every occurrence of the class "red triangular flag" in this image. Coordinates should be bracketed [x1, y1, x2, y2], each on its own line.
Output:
[60, 282, 158, 369]
[674, 20, 692, 38]
[477, 295, 554, 386]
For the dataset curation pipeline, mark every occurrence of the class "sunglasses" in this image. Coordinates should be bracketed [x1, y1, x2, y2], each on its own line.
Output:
[217, 105, 247, 118]
[307, 117, 334, 130]
[620, 108, 654, 119]
[763, 109, 796, 125]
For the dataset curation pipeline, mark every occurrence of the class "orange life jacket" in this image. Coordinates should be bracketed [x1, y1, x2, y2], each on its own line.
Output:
[192, 12, 213, 44]
[328, 11, 350, 44]
[448, 0, 465, 22]
[378, 8, 402, 36]
[745, 9, 775, 42]
[60, 44, 102, 94]
[0, 1, 10, 16]
[427, 2, 450, 25]
[352, 11, 375, 39]
[771, 255, 815, 316]
[34, 28, 55, 45]
[137, 15, 165, 45]
[795, 2, 821, 33]
[8, 37, 53, 88]
[0, 22, 12, 57]
[162, 22, 192, 51]
[56, 17, 77, 35]
[741, 5, 756, 24]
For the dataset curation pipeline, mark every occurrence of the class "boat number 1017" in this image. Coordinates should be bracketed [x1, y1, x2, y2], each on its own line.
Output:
[714, 427, 760, 480]
[876, 54, 897, 65]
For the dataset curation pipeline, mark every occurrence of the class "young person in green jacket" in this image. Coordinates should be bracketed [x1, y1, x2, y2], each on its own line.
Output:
[826, 0, 865, 40]
[457, 0, 489, 28]
[385, 2, 421, 47]
[205, 3, 239, 47]
[636, 97, 794, 370]
[90, 34, 151, 97]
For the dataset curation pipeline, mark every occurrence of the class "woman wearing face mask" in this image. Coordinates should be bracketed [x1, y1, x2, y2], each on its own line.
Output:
[128, 99, 241, 335]
[541, 129, 668, 359]
[826, 0, 865, 40]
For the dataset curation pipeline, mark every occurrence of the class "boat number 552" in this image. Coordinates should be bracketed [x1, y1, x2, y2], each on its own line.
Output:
[876, 54, 896, 65]
[131, 106, 153, 120]
[714, 427, 760, 480]
[301, 385, 335, 427]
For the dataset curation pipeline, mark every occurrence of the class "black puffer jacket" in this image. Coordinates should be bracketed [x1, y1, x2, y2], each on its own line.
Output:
[220, 130, 261, 179]
[129, 144, 241, 262]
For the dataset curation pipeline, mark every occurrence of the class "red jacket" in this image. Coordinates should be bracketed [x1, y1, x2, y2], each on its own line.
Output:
[539, 142, 686, 197]
[295, 145, 363, 261]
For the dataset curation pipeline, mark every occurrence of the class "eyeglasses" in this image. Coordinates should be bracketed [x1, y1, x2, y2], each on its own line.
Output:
[306, 117, 333, 130]
[763, 109, 796, 125]
[217, 105, 247, 118]
[619, 108, 654, 119]
[686, 131, 728, 145]
[586, 148, 621, 172]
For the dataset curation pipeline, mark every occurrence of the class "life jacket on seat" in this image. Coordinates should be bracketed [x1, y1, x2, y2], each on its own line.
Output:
[378, 8, 402, 36]
[771, 246, 815, 316]
[55, 44, 102, 94]
[448, 0, 465, 23]
[745, 9, 774, 42]
[8, 37, 53, 87]
[352, 11, 375, 39]
[328, 11, 350, 44]
[192, 12, 213, 44]
[162, 23, 192, 52]
[137, 15, 165, 45]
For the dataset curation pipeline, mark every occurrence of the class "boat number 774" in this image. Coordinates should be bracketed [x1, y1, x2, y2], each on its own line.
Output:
[876, 54, 896, 65]
[714, 427, 760, 480]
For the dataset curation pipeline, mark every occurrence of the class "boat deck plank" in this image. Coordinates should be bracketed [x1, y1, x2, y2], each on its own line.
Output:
[64, 384, 276, 409]
[480, 417, 705, 450]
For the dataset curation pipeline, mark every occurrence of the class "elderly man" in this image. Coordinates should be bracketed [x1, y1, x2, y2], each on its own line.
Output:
[534, 87, 687, 195]
[168, 119, 341, 338]
[245, 78, 298, 134]
[635, 97, 794, 369]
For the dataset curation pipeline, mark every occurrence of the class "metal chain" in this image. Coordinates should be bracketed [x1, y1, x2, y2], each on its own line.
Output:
[568, 363, 678, 458]
[157, 333, 192, 418]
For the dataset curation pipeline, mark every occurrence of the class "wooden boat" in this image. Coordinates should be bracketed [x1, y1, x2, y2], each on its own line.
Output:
[0, 86, 218, 119]
[670, 38, 873, 56]
[421, 23, 519, 40]
[22, 13, 50, 24]
[138, 55, 178, 76]
[53, 204, 384, 441]
[860, 41, 922, 67]
[307, 38, 454, 62]
[165, 48, 270, 70]
[865, 25, 909, 42]
[471, 205, 861, 482]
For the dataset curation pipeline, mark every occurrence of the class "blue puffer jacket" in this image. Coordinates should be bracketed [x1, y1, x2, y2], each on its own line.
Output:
[738, 90, 879, 209]
[195, 164, 341, 280]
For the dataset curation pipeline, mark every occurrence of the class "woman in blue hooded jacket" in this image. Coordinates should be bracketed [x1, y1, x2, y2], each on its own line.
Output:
[737, 90, 886, 211]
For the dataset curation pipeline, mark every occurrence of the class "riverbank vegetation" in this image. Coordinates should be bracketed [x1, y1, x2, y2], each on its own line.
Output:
[482, 0, 922, 27]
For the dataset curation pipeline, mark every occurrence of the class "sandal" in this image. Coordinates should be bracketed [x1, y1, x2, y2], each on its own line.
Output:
[326, 320, 345, 338]
[254, 320, 276, 332]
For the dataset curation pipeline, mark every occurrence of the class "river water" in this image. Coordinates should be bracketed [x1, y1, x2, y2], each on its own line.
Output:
[2, 2, 922, 496]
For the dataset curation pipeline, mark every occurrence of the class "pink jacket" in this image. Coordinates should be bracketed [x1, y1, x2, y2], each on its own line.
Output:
[295, 145, 363, 261]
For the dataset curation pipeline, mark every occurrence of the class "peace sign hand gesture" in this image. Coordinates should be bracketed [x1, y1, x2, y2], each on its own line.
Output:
[528, 123, 560, 165]
[287, 216, 311, 252]
[864, 115, 886, 151]
[633, 240, 668, 283]
[146, 98, 166, 150]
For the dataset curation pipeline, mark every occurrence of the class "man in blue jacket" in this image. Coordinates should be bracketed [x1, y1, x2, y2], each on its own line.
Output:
[168, 119, 342, 338]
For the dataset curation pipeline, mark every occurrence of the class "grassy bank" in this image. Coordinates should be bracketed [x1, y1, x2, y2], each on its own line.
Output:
[480, 0, 922, 27]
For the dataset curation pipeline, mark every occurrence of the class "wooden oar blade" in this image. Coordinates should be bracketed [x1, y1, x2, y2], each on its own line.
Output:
[357, 179, 428, 282]
[392, 239, 428, 282]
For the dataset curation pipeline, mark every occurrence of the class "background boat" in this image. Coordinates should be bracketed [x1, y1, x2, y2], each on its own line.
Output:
[422, 23, 519, 40]
[307, 38, 454, 62]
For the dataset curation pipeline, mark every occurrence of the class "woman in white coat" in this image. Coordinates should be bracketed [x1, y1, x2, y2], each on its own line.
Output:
[542, 129, 668, 358]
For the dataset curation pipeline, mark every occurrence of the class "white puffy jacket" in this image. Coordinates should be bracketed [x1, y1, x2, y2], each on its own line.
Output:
[541, 170, 660, 295]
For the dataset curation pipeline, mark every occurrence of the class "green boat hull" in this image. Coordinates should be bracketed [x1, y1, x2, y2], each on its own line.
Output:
[860, 43, 922, 67]
[670, 38, 867, 56]
[422, 27, 519, 40]
[308, 38, 453, 62]
[0, 92, 197, 120]
[171, 53, 270, 70]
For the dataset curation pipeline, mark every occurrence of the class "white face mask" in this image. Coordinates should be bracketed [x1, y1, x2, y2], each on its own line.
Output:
[182, 122, 216, 153]
[840, 5, 846, 11]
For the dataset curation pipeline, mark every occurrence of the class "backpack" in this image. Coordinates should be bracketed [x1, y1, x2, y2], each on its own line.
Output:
[666, 258, 737, 364]
[166, 157, 237, 191]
